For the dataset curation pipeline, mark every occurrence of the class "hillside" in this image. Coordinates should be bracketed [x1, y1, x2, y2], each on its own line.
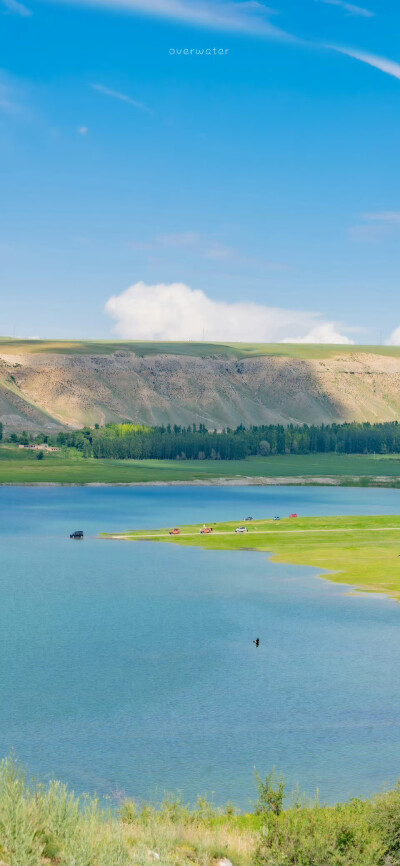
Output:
[2, 340, 400, 431]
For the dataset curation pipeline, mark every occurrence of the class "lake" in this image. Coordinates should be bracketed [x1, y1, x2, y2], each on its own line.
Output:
[0, 485, 399, 810]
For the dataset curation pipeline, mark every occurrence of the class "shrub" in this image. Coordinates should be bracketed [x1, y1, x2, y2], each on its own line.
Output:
[254, 799, 384, 866]
[372, 783, 400, 863]
[255, 769, 286, 816]
[0, 757, 132, 866]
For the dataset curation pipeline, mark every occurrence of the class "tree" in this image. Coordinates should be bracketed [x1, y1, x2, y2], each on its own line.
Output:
[255, 768, 286, 815]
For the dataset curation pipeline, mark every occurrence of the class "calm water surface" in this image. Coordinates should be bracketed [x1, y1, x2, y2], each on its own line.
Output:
[0, 485, 399, 808]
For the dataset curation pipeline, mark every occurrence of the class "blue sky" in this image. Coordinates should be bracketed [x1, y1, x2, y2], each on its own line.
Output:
[0, 0, 399, 343]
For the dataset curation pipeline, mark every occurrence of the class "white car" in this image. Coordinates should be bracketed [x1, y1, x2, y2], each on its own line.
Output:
[235, 526, 248, 533]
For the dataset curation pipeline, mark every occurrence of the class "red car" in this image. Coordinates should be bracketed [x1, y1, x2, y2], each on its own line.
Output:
[200, 527, 213, 534]
[289, 513, 298, 518]
[169, 528, 181, 535]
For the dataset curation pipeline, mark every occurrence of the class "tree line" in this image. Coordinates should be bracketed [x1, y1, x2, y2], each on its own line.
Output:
[5, 420, 400, 460]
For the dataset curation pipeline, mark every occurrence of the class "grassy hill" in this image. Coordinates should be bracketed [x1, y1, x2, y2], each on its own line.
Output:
[2, 339, 400, 431]
[2, 338, 400, 359]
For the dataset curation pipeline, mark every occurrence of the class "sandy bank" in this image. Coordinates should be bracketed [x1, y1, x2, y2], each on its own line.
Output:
[0, 475, 400, 487]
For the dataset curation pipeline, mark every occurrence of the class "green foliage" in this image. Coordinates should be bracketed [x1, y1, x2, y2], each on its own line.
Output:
[119, 798, 138, 824]
[373, 783, 400, 862]
[255, 798, 386, 866]
[255, 769, 286, 816]
[78, 419, 400, 462]
[0, 757, 131, 866]
[7, 420, 400, 462]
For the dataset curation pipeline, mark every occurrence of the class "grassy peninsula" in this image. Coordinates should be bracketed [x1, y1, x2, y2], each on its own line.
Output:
[105, 515, 400, 601]
[1, 757, 400, 866]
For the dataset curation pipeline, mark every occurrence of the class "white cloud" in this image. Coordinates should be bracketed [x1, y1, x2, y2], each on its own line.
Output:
[332, 46, 400, 79]
[2, 0, 32, 16]
[105, 281, 353, 343]
[386, 327, 400, 346]
[315, 0, 374, 18]
[91, 83, 153, 114]
[78, 125, 88, 134]
[282, 323, 354, 344]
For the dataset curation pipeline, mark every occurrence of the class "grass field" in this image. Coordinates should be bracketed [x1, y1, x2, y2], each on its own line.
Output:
[2, 446, 400, 484]
[106, 514, 400, 601]
[2, 337, 400, 360]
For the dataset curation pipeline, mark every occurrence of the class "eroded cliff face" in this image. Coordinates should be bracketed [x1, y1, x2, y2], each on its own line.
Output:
[1, 350, 400, 431]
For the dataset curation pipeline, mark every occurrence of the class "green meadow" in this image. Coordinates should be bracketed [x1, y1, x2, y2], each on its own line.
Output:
[2, 336, 400, 360]
[106, 514, 400, 602]
[2, 445, 400, 484]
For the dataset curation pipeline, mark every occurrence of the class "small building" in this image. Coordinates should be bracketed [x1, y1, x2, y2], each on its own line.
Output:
[19, 444, 60, 452]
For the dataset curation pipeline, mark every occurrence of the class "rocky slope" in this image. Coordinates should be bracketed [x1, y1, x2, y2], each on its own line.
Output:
[1, 346, 400, 431]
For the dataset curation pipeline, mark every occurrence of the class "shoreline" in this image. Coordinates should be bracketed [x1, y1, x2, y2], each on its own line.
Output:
[1, 474, 400, 487]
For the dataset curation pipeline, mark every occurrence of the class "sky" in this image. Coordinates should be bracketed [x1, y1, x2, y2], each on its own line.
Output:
[0, 0, 399, 343]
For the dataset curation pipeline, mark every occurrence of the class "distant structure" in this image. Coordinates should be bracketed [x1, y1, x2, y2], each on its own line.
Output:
[253, 638, 260, 647]
[19, 444, 60, 452]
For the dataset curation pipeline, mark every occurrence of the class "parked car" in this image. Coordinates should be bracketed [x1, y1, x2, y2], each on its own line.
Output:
[235, 526, 248, 534]
[273, 516, 281, 521]
[200, 527, 213, 534]
[70, 531, 84, 539]
[169, 528, 181, 535]
[244, 516, 254, 521]
[289, 513, 298, 518]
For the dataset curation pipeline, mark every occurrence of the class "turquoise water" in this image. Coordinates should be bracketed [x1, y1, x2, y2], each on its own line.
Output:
[0, 485, 399, 809]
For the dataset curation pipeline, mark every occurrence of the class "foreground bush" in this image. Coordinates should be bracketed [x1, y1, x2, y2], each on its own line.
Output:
[0, 757, 131, 866]
[255, 786, 400, 866]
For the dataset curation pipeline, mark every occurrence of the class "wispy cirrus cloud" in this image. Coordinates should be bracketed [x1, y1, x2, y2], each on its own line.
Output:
[45, 0, 289, 39]
[43, 0, 400, 87]
[105, 281, 353, 344]
[91, 83, 153, 114]
[158, 232, 200, 247]
[348, 211, 400, 241]
[332, 46, 400, 79]
[363, 212, 400, 223]
[315, 0, 374, 18]
[2, 0, 32, 16]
